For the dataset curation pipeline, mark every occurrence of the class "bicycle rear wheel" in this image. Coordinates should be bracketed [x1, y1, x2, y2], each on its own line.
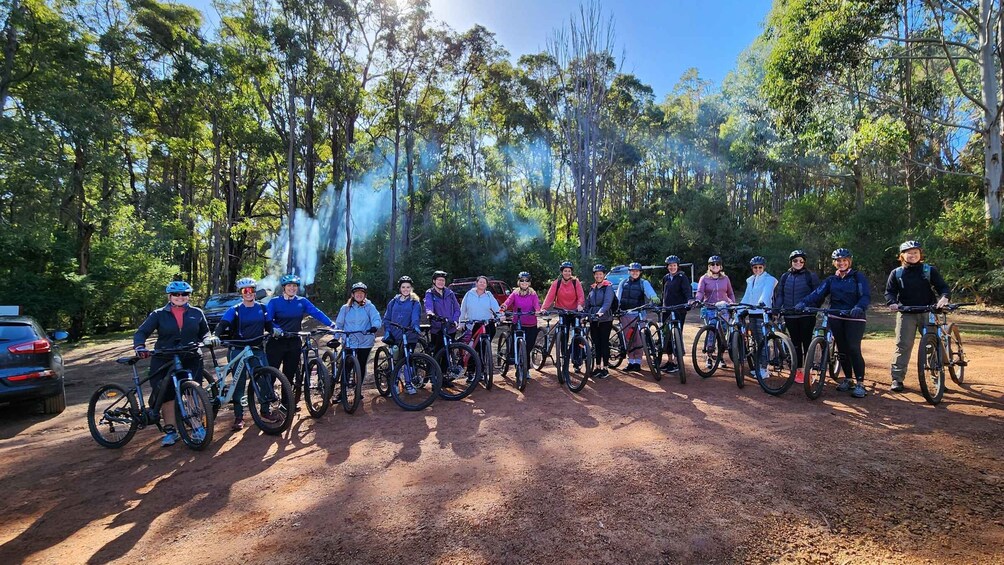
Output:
[87, 384, 138, 449]
[730, 331, 746, 388]
[672, 326, 687, 384]
[803, 337, 827, 400]
[436, 343, 480, 401]
[176, 380, 214, 450]
[339, 355, 363, 414]
[918, 334, 946, 405]
[373, 347, 392, 397]
[389, 353, 441, 411]
[608, 326, 625, 368]
[692, 325, 724, 378]
[303, 358, 331, 418]
[495, 330, 509, 375]
[564, 335, 592, 393]
[757, 332, 796, 396]
[514, 338, 529, 392]
[479, 338, 494, 390]
[248, 367, 293, 435]
[946, 323, 966, 385]
[642, 327, 662, 381]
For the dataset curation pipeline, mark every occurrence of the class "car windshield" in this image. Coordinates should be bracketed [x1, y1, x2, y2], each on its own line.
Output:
[0, 323, 37, 343]
[204, 295, 241, 309]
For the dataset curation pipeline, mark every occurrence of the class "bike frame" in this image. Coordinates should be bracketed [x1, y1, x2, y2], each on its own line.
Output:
[128, 347, 201, 427]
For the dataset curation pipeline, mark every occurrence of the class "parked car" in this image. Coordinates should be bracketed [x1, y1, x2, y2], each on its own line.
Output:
[0, 316, 68, 414]
[202, 293, 243, 329]
[449, 277, 511, 305]
[606, 264, 700, 295]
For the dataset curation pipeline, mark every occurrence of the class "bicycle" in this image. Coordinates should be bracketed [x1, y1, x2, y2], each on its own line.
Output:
[531, 315, 559, 372]
[655, 303, 693, 384]
[426, 313, 481, 401]
[496, 309, 532, 392]
[729, 306, 797, 395]
[613, 305, 662, 380]
[204, 336, 295, 434]
[896, 303, 972, 405]
[691, 303, 734, 379]
[322, 329, 368, 414]
[547, 308, 594, 393]
[285, 329, 333, 418]
[798, 307, 845, 400]
[376, 320, 442, 411]
[88, 343, 214, 450]
[461, 314, 499, 390]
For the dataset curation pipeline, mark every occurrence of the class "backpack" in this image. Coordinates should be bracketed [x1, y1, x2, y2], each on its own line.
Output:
[551, 276, 583, 306]
[602, 284, 619, 313]
[894, 263, 931, 290]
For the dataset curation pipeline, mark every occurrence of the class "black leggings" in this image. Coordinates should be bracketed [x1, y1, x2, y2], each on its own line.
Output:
[589, 320, 612, 366]
[784, 315, 816, 367]
[266, 337, 301, 385]
[830, 318, 866, 381]
[348, 347, 371, 378]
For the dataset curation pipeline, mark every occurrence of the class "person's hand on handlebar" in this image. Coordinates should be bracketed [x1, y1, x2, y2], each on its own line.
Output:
[134, 346, 151, 359]
[936, 296, 950, 309]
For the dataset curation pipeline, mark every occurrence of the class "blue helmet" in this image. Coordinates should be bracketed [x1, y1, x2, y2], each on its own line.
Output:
[628, 262, 643, 270]
[899, 240, 922, 253]
[165, 280, 193, 294]
[559, 261, 574, 271]
[592, 264, 607, 273]
[708, 255, 722, 264]
[280, 274, 301, 286]
[518, 271, 531, 280]
[665, 255, 681, 265]
[831, 248, 853, 259]
[749, 256, 766, 266]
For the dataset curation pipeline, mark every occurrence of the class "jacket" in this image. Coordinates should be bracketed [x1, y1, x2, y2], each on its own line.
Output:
[883, 263, 950, 306]
[134, 304, 210, 350]
[335, 300, 383, 349]
[501, 290, 540, 328]
[424, 287, 462, 332]
[661, 272, 693, 310]
[541, 277, 585, 311]
[460, 289, 501, 330]
[383, 294, 422, 344]
[773, 268, 820, 316]
[800, 269, 871, 320]
[216, 301, 272, 347]
[740, 272, 778, 314]
[586, 280, 615, 322]
[695, 274, 735, 304]
[267, 295, 334, 333]
[617, 277, 657, 310]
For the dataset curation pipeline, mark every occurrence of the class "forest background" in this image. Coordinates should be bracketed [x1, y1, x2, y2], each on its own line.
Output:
[2, 0, 1003, 339]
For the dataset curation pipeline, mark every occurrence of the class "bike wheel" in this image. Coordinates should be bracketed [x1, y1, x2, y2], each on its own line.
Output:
[946, 323, 966, 385]
[248, 367, 294, 435]
[564, 336, 592, 393]
[673, 326, 687, 384]
[692, 325, 724, 378]
[389, 353, 441, 411]
[647, 321, 663, 362]
[918, 334, 946, 405]
[479, 338, 494, 390]
[175, 380, 214, 451]
[757, 333, 796, 396]
[340, 355, 363, 414]
[322, 350, 338, 399]
[608, 326, 625, 368]
[373, 346, 392, 397]
[642, 328, 662, 381]
[436, 342, 480, 401]
[87, 384, 138, 449]
[515, 338, 529, 392]
[303, 358, 331, 418]
[730, 331, 746, 388]
[803, 337, 828, 400]
[495, 330, 509, 375]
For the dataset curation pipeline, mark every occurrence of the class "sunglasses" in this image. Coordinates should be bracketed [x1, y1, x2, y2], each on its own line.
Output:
[170, 292, 190, 297]
[709, 263, 722, 267]
[518, 278, 530, 283]
[240, 288, 256, 294]
[752, 265, 764, 269]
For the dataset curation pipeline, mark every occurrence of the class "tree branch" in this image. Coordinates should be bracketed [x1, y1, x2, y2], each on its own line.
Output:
[926, 1, 989, 114]
[874, 34, 978, 54]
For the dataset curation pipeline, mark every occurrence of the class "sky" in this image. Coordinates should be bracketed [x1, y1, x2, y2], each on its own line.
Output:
[182, 0, 775, 99]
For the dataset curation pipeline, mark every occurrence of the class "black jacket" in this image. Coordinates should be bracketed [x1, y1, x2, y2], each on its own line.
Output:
[884, 263, 950, 306]
[661, 272, 693, 309]
[134, 304, 210, 350]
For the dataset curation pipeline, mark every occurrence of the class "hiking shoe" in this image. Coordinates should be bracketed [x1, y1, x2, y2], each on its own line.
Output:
[836, 378, 853, 392]
[890, 380, 905, 393]
[260, 411, 282, 424]
[573, 364, 582, 374]
[190, 427, 206, 442]
[852, 382, 867, 398]
[161, 426, 180, 447]
[405, 382, 417, 395]
[232, 418, 245, 431]
[465, 372, 477, 384]
[665, 363, 679, 373]
[705, 358, 714, 370]
[595, 368, 609, 379]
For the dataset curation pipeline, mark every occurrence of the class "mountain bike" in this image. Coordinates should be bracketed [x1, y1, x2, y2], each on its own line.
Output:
[461, 315, 499, 390]
[799, 308, 845, 400]
[691, 303, 733, 378]
[426, 313, 481, 401]
[531, 316, 559, 372]
[652, 303, 692, 384]
[379, 320, 442, 411]
[897, 303, 972, 404]
[547, 308, 594, 393]
[613, 305, 662, 380]
[496, 309, 532, 392]
[729, 306, 797, 395]
[289, 329, 333, 418]
[204, 337, 294, 434]
[88, 343, 214, 450]
[322, 329, 368, 414]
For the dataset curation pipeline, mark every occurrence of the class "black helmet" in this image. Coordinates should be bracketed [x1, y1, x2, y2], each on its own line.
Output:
[432, 270, 448, 280]
[898, 240, 922, 253]
[517, 271, 531, 280]
[831, 248, 852, 259]
[665, 255, 681, 265]
[708, 255, 722, 264]
[592, 264, 607, 273]
[397, 275, 414, 286]
[351, 282, 368, 292]
[749, 256, 766, 266]
[559, 261, 574, 271]
[789, 249, 806, 261]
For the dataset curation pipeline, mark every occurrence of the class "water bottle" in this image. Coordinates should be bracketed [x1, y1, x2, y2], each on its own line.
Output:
[240, 394, 249, 407]
[390, 345, 399, 358]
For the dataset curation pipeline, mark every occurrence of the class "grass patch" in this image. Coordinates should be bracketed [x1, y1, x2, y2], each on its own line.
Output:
[63, 330, 133, 352]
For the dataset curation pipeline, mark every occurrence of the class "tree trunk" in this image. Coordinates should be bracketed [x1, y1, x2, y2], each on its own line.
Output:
[404, 122, 415, 254]
[286, 74, 298, 273]
[981, 0, 1003, 225]
[387, 112, 401, 294]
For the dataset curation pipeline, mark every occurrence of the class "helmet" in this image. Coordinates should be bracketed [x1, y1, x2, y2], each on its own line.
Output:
[592, 264, 607, 273]
[628, 262, 643, 270]
[899, 240, 922, 253]
[749, 256, 766, 266]
[708, 255, 722, 264]
[351, 282, 368, 292]
[165, 280, 193, 294]
[559, 261, 574, 271]
[280, 274, 301, 286]
[665, 255, 681, 265]
[517, 271, 531, 280]
[789, 249, 806, 261]
[432, 270, 448, 280]
[235, 277, 257, 291]
[831, 248, 853, 259]
[397, 275, 414, 286]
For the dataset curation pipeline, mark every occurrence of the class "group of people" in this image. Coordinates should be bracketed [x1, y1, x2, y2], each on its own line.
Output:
[133, 240, 951, 446]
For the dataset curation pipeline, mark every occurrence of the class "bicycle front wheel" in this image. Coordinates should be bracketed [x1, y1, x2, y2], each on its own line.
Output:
[87, 384, 138, 449]
[946, 323, 966, 385]
[642, 327, 662, 381]
[918, 334, 946, 405]
[176, 380, 214, 450]
[565, 336, 592, 393]
[248, 367, 294, 435]
[730, 331, 746, 389]
[479, 338, 494, 390]
[389, 353, 441, 411]
[803, 337, 828, 400]
[672, 326, 687, 384]
[692, 325, 724, 378]
[514, 337, 529, 392]
[495, 330, 509, 375]
[757, 332, 796, 396]
[303, 358, 331, 418]
[436, 342, 480, 401]
[373, 347, 392, 397]
[339, 355, 363, 414]
[608, 326, 625, 368]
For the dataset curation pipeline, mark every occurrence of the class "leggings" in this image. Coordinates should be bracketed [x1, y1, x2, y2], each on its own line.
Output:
[589, 320, 612, 366]
[830, 317, 866, 381]
[784, 315, 815, 367]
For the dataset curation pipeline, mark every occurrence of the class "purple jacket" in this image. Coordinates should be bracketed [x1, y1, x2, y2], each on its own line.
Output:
[501, 291, 540, 327]
[424, 287, 461, 332]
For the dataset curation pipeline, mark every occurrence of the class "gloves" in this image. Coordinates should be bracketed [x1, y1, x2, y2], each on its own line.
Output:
[135, 347, 151, 359]
[936, 296, 950, 309]
[203, 334, 220, 346]
[850, 307, 864, 318]
[651, 297, 661, 305]
[715, 301, 728, 309]
[367, 326, 378, 334]
[888, 303, 899, 312]
[272, 327, 285, 337]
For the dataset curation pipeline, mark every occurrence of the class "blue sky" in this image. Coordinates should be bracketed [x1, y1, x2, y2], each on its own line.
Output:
[182, 0, 774, 99]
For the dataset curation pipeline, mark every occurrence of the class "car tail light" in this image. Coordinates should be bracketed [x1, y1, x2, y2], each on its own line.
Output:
[7, 340, 51, 354]
[7, 369, 56, 381]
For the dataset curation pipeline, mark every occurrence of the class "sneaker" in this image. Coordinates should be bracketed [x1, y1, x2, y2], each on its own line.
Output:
[161, 426, 179, 447]
[232, 418, 245, 431]
[836, 378, 853, 392]
[465, 372, 477, 384]
[573, 364, 582, 374]
[852, 382, 867, 398]
[260, 411, 282, 424]
[794, 369, 804, 384]
[890, 380, 904, 393]
[705, 358, 715, 370]
[660, 362, 673, 371]
[666, 363, 679, 373]
[190, 427, 206, 442]
[595, 368, 609, 379]
[405, 382, 417, 395]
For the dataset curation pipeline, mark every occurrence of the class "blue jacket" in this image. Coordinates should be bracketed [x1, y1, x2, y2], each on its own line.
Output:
[740, 272, 777, 314]
[424, 287, 461, 332]
[661, 272, 693, 309]
[800, 269, 871, 319]
[335, 300, 382, 349]
[460, 289, 500, 331]
[383, 294, 422, 344]
[773, 268, 820, 316]
[134, 304, 210, 350]
[216, 302, 272, 347]
[267, 295, 334, 333]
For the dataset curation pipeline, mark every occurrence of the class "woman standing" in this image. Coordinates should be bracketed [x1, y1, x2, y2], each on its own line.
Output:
[660, 255, 693, 372]
[694, 255, 735, 369]
[334, 282, 382, 381]
[214, 276, 273, 430]
[383, 276, 423, 393]
[500, 271, 542, 373]
[266, 273, 335, 391]
[773, 250, 820, 378]
[585, 265, 615, 378]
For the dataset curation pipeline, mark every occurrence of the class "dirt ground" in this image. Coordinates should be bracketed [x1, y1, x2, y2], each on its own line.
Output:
[1, 311, 1003, 564]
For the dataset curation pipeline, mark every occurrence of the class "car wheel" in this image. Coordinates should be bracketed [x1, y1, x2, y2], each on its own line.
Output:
[42, 384, 67, 414]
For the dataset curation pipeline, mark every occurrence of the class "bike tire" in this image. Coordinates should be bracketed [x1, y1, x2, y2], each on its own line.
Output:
[608, 326, 625, 368]
[757, 332, 796, 396]
[642, 327, 662, 381]
[248, 366, 294, 435]
[436, 342, 481, 401]
[416, 336, 432, 356]
[87, 383, 138, 449]
[495, 330, 509, 375]
[647, 321, 663, 363]
[340, 355, 363, 414]
[730, 331, 746, 388]
[515, 337, 529, 392]
[373, 346, 392, 397]
[303, 358, 331, 418]
[918, 334, 946, 405]
[672, 326, 687, 384]
[531, 330, 548, 371]
[176, 380, 214, 451]
[564, 336, 592, 393]
[803, 337, 827, 400]
[479, 337, 494, 390]
[389, 353, 441, 411]
[692, 325, 724, 378]
[322, 350, 337, 396]
[946, 323, 966, 385]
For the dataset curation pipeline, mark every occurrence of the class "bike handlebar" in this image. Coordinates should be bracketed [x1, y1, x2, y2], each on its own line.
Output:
[896, 303, 971, 314]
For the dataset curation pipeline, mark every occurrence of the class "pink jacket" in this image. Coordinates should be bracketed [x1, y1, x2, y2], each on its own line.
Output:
[501, 291, 540, 327]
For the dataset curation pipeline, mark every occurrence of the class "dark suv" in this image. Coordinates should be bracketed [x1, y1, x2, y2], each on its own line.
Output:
[0, 316, 68, 414]
[203, 293, 243, 329]
[449, 277, 512, 305]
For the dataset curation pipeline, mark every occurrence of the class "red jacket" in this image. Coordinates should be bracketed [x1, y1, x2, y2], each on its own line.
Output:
[541, 277, 585, 311]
